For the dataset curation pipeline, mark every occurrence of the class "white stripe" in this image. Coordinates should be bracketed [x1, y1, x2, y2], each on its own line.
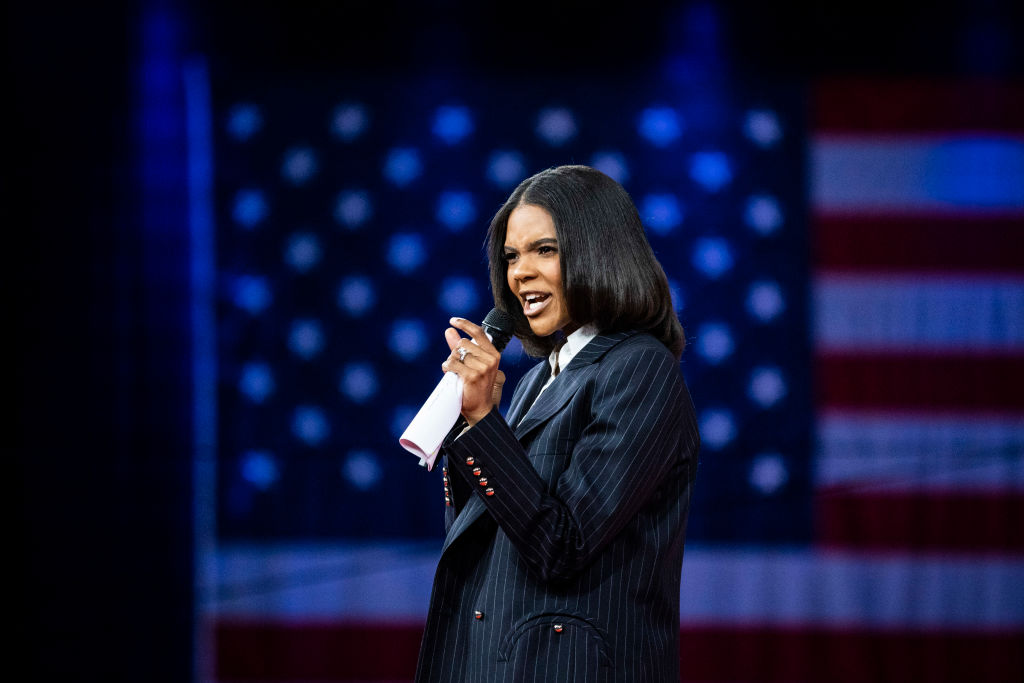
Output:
[814, 274, 1024, 352]
[679, 547, 1024, 628]
[211, 544, 1024, 628]
[211, 542, 438, 621]
[815, 411, 1024, 491]
[812, 135, 1024, 212]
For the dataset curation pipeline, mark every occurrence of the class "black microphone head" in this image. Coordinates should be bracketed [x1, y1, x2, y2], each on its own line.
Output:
[482, 307, 516, 352]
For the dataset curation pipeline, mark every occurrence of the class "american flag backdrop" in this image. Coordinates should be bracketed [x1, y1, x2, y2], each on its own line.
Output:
[191, 70, 1024, 682]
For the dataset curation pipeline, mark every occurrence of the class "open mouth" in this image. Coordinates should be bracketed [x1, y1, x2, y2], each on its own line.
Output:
[522, 292, 551, 316]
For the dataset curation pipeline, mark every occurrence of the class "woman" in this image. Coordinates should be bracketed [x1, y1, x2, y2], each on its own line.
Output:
[415, 165, 700, 683]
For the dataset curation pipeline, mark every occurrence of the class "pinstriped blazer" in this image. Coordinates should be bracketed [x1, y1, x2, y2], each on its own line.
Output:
[415, 330, 700, 683]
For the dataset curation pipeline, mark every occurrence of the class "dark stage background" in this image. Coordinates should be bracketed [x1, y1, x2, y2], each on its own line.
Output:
[14, 1, 1023, 681]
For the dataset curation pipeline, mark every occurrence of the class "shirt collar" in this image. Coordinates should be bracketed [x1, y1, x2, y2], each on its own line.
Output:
[548, 324, 599, 374]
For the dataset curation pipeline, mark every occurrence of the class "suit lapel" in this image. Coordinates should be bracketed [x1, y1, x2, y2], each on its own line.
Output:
[505, 360, 550, 430]
[442, 494, 487, 554]
[514, 330, 635, 439]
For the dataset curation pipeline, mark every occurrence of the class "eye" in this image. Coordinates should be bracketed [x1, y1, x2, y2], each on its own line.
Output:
[502, 251, 518, 263]
[537, 245, 557, 256]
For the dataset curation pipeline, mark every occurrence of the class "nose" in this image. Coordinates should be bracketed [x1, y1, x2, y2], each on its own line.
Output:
[509, 254, 536, 282]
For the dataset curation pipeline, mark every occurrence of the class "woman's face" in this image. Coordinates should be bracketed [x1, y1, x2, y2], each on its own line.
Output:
[503, 204, 576, 338]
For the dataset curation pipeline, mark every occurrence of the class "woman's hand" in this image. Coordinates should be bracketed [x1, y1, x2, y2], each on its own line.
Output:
[441, 317, 505, 426]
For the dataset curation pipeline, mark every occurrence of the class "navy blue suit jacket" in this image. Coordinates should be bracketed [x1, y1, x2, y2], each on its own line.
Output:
[415, 330, 700, 682]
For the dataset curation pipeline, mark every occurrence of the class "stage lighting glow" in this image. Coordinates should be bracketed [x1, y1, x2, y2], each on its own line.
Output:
[336, 276, 376, 316]
[334, 189, 373, 228]
[700, 408, 736, 450]
[232, 275, 272, 314]
[389, 318, 428, 361]
[343, 449, 383, 491]
[744, 108, 783, 148]
[281, 146, 318, 185]
[487, 150, 527, 189]
[696, 321, 735, 364]
[390, 405, 418, 439]
[590, 151, 630, 183]
[749, 452, 788, 495]
[692, 237, 734, 279]
[226, 103, 262, 141]
[536, 107, 577, 146]
[241, 451, 279, 491]
[387, 232, 427, 274]
[292, 405, 330, 446]
[436, 191, 476, 232]
[331, 102, 369, 142]
[433, 106, 474, 145]
[641, 193, 684, 234]
[744, 194, 784, 235]
[383, 147, 422, 187]
[284, 232, 322, 273]
[667, 278, 685, 312]
[637, 106, 682, 147]
[439, 275, 479, 314]
[747, 281, 785, 322]
[288, 319, 325, 360]
[340, 362, 379, 404]
[690, 151, 732, 191]
[749, 366, 787, 408]
[233, 189, 268, 228]
[238, 362, 275, 403]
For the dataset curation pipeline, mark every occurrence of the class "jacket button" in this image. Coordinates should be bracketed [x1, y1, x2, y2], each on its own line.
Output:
[478, 477, 488, 486]
[485, 487, 494, 496]
[553, 624, 564, 633]
[471, 467, 482, 476]
[465, 457, 475, 466]
[474, 610, 484, 620]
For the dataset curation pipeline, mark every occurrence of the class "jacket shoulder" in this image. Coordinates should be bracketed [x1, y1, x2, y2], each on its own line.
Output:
[603, 331, 678, 364]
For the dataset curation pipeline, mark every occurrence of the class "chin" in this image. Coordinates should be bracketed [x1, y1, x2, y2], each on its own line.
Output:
[527, 316, 567, 339]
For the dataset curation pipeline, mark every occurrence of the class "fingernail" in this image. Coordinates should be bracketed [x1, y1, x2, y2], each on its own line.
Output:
[450, 317, 462, 323]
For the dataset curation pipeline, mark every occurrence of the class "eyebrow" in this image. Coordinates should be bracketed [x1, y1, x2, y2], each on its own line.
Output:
[503, 238, 558, 252]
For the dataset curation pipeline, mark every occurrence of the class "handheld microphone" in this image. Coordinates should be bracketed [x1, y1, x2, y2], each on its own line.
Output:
[482, 307, 515, 352]
[399, 308, 516, 469]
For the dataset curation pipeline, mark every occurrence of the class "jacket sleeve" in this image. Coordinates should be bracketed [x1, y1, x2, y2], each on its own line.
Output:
[443, 343, 698, 583]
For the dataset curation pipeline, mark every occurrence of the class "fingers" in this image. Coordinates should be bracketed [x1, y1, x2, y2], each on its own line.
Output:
[444, 327, 462, 352]
[449, 317, 496, 353]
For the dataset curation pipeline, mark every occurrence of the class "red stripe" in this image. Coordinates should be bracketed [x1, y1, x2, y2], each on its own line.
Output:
[816, 488, 1024, 553]
[214, 621, 1024, 682]
[816, 353, 1024, 411]
[815, 79, 1024, 133]
[813, 214, 1024, 274]
[679, 625, 1024, 683]
[216, 621, 422, 680]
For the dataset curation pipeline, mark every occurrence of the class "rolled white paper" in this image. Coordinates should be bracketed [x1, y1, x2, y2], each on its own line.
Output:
[399, 371, 464, 471]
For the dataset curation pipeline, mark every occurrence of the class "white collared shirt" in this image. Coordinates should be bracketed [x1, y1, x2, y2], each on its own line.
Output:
[535, 324, 599, 400]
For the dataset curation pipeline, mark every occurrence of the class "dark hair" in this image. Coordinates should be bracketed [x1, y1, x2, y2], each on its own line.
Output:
[486, 165, 685, 359]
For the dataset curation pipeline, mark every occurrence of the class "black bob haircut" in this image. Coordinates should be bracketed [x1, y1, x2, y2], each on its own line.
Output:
[486, 165, 685, 359]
